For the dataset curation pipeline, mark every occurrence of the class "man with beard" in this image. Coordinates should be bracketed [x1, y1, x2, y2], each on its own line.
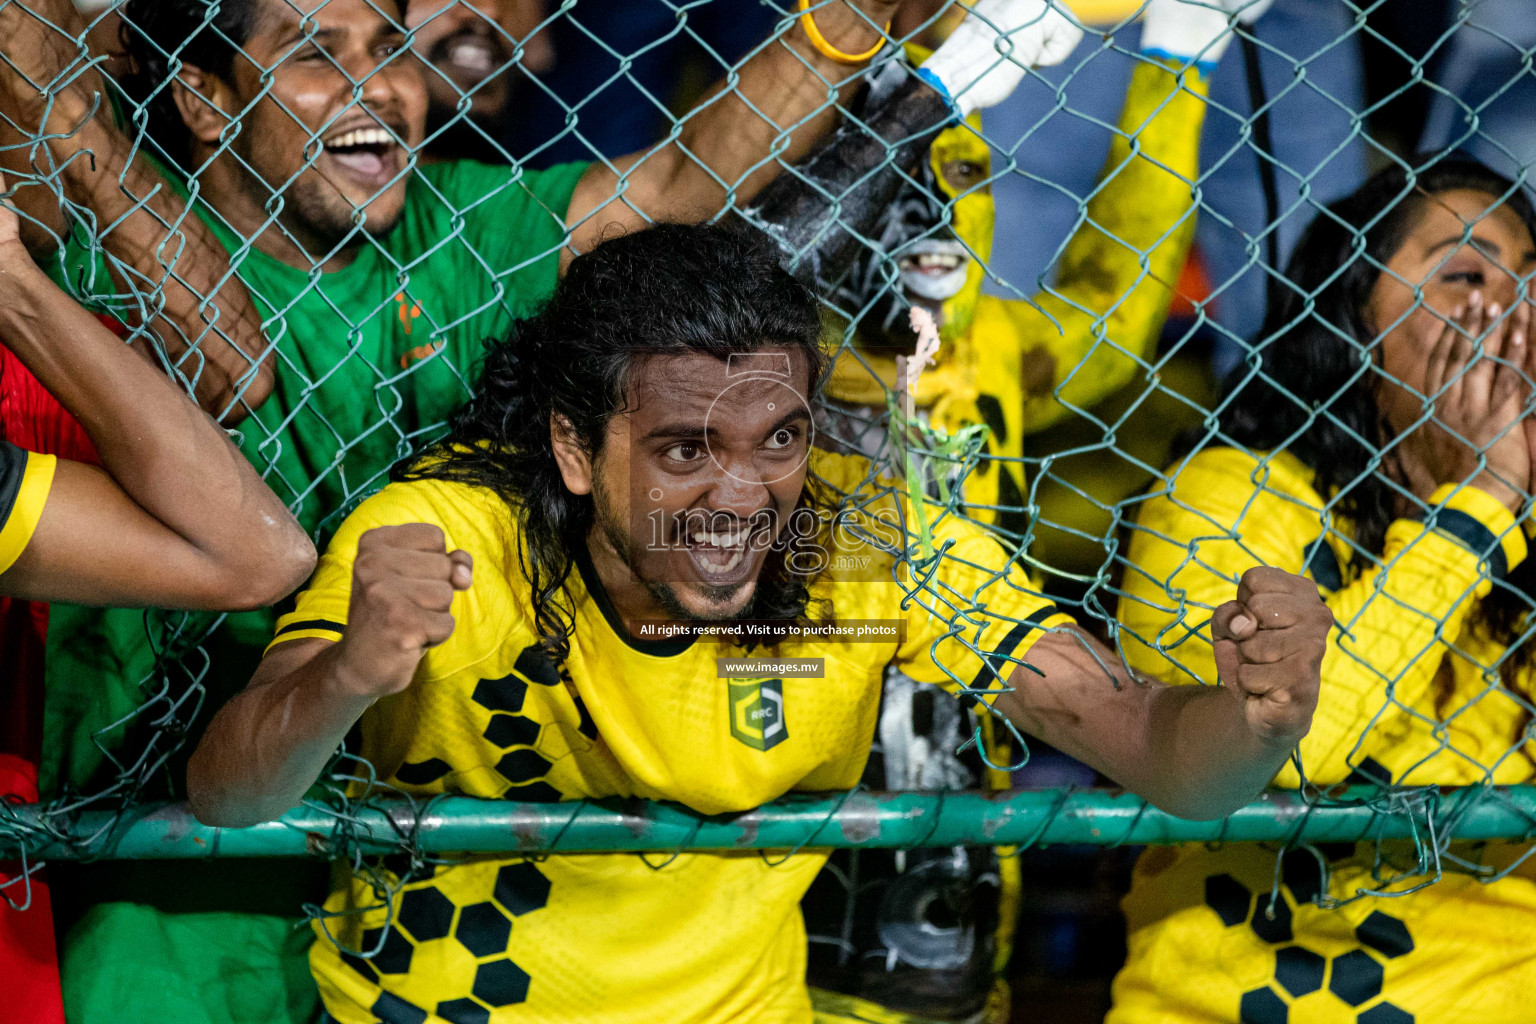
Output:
[0, 2, 1083, 1019]
[188, 222, 1332, 1024]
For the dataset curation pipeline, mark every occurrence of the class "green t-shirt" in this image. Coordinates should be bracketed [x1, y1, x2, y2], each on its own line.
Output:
[42, 158, 588, 796]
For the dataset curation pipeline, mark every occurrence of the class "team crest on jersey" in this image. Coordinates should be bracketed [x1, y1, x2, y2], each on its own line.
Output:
[728, 678, 788, 751]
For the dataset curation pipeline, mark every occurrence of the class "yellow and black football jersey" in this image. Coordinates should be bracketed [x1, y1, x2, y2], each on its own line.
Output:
[1111, 446, 1536, 1024]
[0, 440, 56, 576]
[270, 451, 1070, 1024]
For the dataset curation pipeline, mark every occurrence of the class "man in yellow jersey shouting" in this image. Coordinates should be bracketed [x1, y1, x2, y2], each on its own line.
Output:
[187, 223, 1330, 1024]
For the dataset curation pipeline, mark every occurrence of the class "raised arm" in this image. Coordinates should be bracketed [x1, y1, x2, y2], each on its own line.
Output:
[0, 0, 271, 422]
[564, 0, 1080, 262]
[978, 0, 1271, 435]
[0, 200, 313, 609]
[996, 566, 1328, 820]
[988, 58, 1204, 435]
[741, 0, 1083, 285]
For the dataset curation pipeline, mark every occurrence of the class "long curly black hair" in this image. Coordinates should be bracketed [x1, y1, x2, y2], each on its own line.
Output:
[1217, 157, 1536, 693]
[395, 223, 831, 670]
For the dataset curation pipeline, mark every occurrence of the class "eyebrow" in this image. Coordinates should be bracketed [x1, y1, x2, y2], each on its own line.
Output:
[639, 407, 811, 445]
[1426, 233, 1504, 259]
[277, 24, 345, 48]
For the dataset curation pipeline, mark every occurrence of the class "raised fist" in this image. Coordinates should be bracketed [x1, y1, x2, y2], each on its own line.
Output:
[334, 523, 473, 699]
[1210, 566, 1330, 746]
[920, 0, 1084, 118]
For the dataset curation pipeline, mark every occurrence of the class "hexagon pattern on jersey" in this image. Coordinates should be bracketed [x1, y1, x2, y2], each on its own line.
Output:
[398, 887, 455, 942]
[436, 996, 491, 1024]
[495, 861, 554, 917]
[337, 651, 565, 1017]
[360, 925, 415, 974]
[468, 648, 574, 798]
[1203, 872, 1418, 1023]
[339, 861, 554, 1018]
[456, 902, 513, 958]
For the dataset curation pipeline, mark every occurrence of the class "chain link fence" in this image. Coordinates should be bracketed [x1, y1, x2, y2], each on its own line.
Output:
[2, 0, 1536, 1019]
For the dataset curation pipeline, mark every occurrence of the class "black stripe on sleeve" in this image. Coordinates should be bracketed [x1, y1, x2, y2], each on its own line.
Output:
[274, 617, 346, 638]
[0, 442, 28, 532]
[1302, 536, 1343, 593]
[967, 605, 1061, 696]
[1430, 508, 1509, 580]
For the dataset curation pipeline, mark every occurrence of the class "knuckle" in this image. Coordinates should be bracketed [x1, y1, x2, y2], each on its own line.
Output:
[411, 523, 447, 549]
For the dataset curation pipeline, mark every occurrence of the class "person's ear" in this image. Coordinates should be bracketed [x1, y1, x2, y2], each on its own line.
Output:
[551, 414, 593, 496]
[170, 65, 237, 149]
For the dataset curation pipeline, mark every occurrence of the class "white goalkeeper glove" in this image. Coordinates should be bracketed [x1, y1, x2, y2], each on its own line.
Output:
[1140, 0, 1275, 72]
[918, 0, 1084, 119]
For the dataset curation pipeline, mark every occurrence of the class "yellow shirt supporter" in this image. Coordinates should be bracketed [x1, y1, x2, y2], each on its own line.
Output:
[1110, 445, 1536, 1024]
[270, 452, 1070, 1024]
[826, 59, 1207, 527]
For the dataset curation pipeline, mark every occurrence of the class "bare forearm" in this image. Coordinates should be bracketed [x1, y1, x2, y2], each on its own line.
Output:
[996, 629, 1307, 821]
[189, 645, 374, 828]
[1134, 682, 1297, 819]
[0, 253, 305, 584]
[0, 0, 270, 419]
[569, 0, 900, 241]
[676, 1, 901, 205]
[54, 113, 273, 419]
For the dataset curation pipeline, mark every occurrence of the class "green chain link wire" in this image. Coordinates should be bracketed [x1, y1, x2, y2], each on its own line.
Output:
[0, 0, 1532, 949]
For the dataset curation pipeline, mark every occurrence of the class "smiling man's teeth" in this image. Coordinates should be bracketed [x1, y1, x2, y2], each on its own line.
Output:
[687, 524, 751, 575]
[690, 528, 749, 548]
[323, 127, 394, 150]
[694, 546, 745, 573]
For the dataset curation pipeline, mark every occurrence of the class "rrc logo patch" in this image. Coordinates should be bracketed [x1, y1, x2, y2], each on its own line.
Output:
[727, 678, 788, 751]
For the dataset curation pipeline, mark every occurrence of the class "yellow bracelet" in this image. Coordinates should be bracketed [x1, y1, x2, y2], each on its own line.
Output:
[796, 0, 891, 65]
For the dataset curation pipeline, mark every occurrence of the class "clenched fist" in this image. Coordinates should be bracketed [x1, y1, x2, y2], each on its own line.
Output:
[1211, 566, 1331, 746]
[334, 523, 473, 699]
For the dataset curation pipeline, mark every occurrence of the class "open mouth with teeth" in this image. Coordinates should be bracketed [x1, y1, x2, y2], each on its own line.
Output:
[432, 30, 509, 83]
[319, 125, 405, 189]
[679, 520, 768, 585]
[897, 241, 972, 303]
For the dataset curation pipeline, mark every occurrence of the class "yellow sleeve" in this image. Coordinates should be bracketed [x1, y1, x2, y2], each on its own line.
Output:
[976, 58, 1209, 436]
[267, 481, 471, 651]
[1118, 447, 1527, 787]
[0, 442, 56, 575]
[893, 513, 1074, 703]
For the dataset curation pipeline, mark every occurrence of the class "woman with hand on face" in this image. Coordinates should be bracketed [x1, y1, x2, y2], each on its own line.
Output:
[1111, 159, 1536, 1024]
